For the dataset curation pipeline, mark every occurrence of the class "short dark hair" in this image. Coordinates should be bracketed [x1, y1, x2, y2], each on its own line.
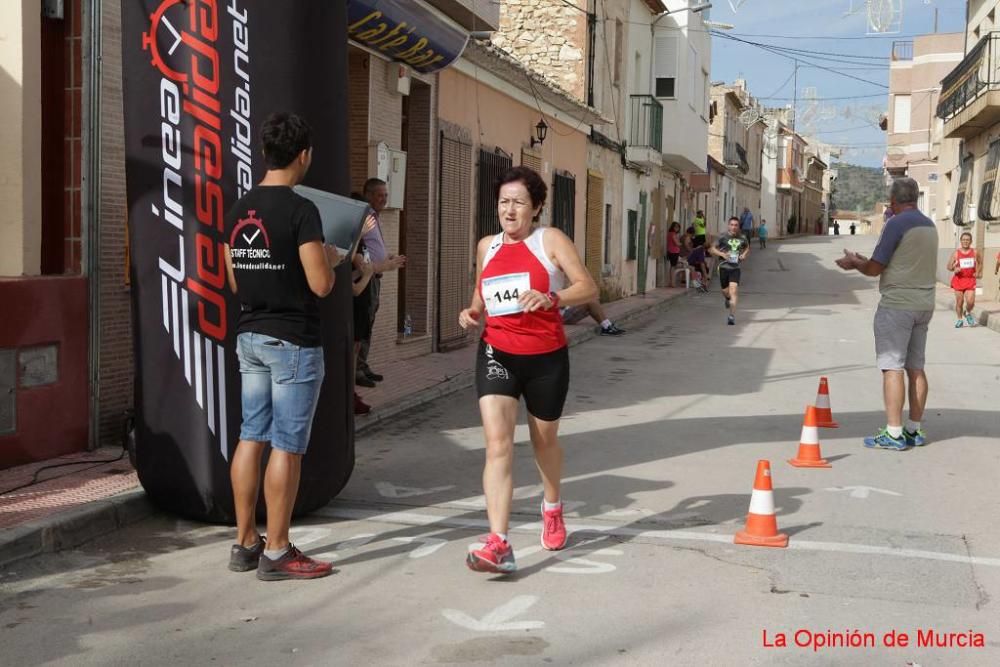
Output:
[495, 166, 547, 218]
[260, 112, 312, 169]
[728, 216, 741, 224]
[696, 210, 704, 216]
[363, 178, 387, 196]
[960, 231, 973, 240]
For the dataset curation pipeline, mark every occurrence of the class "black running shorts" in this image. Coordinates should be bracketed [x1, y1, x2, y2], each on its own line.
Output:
[719, 266, 741, 289]
[475, 340, 570, 421]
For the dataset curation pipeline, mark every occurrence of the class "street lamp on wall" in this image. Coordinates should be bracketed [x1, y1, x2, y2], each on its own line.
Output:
[530, 118, 549, 148]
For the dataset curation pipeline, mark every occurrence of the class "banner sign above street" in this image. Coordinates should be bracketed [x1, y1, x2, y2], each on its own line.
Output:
[348, 0, 470, 74]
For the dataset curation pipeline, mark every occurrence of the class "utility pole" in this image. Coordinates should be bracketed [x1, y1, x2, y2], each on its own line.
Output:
[791, 60, 798, 132]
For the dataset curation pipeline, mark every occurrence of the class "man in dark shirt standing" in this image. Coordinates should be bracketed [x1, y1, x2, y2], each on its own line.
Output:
[709, 216, 750, 325]
[223, 112, 340, 581]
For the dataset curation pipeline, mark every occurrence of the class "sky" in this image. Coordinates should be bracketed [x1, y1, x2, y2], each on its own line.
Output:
[709, 0, 968, 167]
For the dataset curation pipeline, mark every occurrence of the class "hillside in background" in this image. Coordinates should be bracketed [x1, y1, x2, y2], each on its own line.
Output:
[831, 163, 885, 213]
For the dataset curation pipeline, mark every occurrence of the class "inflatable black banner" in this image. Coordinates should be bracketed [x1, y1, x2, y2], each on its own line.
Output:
[121, 0, 354, 522]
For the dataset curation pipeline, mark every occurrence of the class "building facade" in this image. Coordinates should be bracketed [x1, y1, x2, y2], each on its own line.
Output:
[886, 32, 965, 286]
[934, 7, 1000, 299]
[709, 81, 764, 236]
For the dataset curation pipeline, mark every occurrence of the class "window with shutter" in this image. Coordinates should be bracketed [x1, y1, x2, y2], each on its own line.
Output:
[978, 140, 1000, 221]
[585, 172, 604, 278]
[654, 34, 677, 99]
[893, 94, 911, 133]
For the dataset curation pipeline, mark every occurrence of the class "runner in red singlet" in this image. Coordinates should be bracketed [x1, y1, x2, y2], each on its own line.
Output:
[947, 231, 982, 328]
[458, 166, 598, 575]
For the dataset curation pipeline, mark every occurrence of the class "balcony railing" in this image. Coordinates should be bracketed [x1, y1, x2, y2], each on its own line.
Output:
[628, 95, 663, 153]
[937, 33, 1000, 121]
[891, 40, 913, 62]
[735, 143, 750, 173]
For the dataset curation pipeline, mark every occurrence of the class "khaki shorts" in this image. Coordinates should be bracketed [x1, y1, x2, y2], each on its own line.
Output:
[873, 306, 933, 371]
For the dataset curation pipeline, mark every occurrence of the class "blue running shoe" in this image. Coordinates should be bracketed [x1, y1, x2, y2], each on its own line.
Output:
[904, 429, 927, 447]
[965, 313, 976, 327]
[863, 428, 909, 451]
[955, 319, 964, 328]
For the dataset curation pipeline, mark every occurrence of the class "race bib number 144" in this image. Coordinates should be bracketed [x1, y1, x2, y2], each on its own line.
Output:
[483, 272, 532, 316]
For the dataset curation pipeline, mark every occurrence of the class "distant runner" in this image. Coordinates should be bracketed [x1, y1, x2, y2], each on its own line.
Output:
[709, 217, 750, 325]
[947, 231, 982, 328]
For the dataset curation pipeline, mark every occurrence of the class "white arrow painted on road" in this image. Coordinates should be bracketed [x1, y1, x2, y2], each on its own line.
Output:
[392, 533, 449, 559]
[825, 486, 903, 499]
[375, 481, 455, 499]
[442, 596, 545, 632]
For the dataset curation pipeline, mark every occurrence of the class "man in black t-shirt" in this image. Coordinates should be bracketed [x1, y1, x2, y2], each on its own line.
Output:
[223, 112, 341, 582]
[709, 217, 750, 326]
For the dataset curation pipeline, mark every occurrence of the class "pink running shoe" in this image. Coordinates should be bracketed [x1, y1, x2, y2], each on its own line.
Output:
[541, 503, 568, 550]
[467, 533, 516, 574]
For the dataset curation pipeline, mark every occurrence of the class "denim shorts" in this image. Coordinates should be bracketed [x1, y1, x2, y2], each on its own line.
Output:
[236, 332, 324, 455]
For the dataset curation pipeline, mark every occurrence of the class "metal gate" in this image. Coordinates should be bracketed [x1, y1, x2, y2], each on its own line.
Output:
[437, 134, 474, 350]
[637, 191, 648, 294]
[476, 148, 512, 240]
[552, 171, 576, 240]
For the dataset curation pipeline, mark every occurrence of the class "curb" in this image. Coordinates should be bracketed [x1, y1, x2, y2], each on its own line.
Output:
[356, 290, 686, 435]
[0, 489, 154, 569]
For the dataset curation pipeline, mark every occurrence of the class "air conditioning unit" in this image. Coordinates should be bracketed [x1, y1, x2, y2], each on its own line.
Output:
[388, 64, 411, 96]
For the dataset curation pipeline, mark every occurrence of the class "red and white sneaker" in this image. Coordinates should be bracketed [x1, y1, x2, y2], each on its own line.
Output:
[466, 533, 516, 574]
[541, 503, 568, 550]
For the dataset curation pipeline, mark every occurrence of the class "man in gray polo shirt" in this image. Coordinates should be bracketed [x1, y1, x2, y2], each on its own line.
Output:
[836, 177, 938, 450]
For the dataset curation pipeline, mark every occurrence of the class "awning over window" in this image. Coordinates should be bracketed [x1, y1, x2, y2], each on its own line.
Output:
[348, 0, 470, 74]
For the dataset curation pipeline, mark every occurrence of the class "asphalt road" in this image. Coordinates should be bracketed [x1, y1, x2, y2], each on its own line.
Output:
[3, 236, 1000, 666]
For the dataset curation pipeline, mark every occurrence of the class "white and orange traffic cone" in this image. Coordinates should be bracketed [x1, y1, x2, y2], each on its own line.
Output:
[814, 376, 839, 428]
[734, 460, 789, 548]
[788, 405, 832, 468]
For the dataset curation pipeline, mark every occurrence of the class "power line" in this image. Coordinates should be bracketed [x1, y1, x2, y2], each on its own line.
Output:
[813, 123, 882, 134]
[760, 93, 886, 101]
[713, 31, 889, 89]
[763, 67, 797, 99]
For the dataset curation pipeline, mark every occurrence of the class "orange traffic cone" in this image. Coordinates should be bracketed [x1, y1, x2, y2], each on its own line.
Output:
[734, 460, 789, 548]
[814, 377, 839, 428]
[788, 405, 832, 468]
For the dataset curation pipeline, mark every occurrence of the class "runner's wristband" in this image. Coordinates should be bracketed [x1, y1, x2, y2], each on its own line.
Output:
[547, 291, 561, 309]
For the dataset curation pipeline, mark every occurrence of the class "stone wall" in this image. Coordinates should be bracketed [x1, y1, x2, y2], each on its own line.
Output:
[492, 0, 588, 102]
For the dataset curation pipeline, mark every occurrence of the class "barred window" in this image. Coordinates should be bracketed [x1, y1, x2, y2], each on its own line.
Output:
[552, 171, 576, 240]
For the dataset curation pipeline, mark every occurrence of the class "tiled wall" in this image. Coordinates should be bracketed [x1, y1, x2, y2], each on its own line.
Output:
[97, 0, 133, 445]
[64, 0, 83, 274]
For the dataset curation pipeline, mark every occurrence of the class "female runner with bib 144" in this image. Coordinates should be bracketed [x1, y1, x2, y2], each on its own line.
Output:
[459, 166, 598, 575]
[947, 231, 982, 328]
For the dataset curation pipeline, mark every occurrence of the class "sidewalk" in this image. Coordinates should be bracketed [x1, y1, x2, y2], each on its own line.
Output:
[0, 287, 686, 567]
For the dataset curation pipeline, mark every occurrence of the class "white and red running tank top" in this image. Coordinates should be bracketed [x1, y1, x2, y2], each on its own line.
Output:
[954, 248, 977, 279]
[479, 227, 567, 355]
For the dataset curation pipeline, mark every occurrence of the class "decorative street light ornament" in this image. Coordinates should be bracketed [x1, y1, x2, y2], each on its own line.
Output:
[740, 108, 763, 128]
[531, 118, 549, 148]
[867, 0, 903, 34]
